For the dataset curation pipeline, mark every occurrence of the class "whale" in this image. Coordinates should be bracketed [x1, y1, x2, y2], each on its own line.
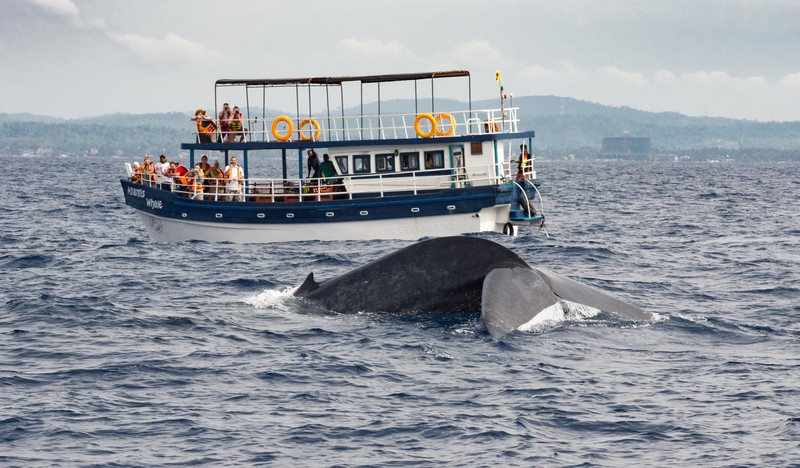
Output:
[294, 236, 652, 337]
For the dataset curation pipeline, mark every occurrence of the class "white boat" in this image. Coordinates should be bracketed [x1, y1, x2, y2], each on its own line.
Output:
[121, 71, 544, 243]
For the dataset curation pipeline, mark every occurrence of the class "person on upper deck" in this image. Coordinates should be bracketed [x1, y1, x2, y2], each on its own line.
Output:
[515, 144, 530, 182]
[229, 106, 247, 142]
[218, 103, 232, 142]
[320, 153, 337, 180]
[191, 109, 218, 144]
[306, 149, 321, 178]
[224, 156, 245, 202]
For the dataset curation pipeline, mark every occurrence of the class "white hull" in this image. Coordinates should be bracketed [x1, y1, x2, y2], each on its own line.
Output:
[137, 205, 512, 243]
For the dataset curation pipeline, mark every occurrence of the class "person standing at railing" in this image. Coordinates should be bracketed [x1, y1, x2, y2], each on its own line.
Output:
[515, 144, 530, 182]
[320, 154, 337, 180]
[191, 109, 218, 143]
[224, 156, 245, 202]
[219, 103, 233, 142]
[154, 154, 172, 191]
[209, 160, 225, 201]
[306, 149, 321, 179]
[230, 106, 247, 142]
[189, 163, 206, 200]
[141, 154, 155, 187]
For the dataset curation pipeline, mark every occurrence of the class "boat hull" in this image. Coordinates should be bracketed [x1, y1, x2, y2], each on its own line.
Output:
[120, 179, 537, 243]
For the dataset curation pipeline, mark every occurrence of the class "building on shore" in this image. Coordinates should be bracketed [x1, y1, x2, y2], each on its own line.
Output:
[598, 136, 651, 161]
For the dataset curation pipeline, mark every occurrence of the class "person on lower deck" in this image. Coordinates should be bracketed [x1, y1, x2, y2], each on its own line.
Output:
[155, 154, 171, 190]
[306, 149, 321, 178]
[209, 160, 225, 200]
[515, 144, 530, 182]
[225, 156, 245, 202]
[320, 153, 337, 180]
[189, 163, 205, 200]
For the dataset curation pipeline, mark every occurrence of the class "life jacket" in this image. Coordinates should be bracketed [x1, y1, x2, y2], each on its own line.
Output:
[517, 153, 530, 172]
[230, 120, 243, 132]
[210, 168, 225, 187]
[196, 119, 217, 135]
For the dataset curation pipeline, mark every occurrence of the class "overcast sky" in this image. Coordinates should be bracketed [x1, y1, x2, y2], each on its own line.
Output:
[2, 0, 800, 121]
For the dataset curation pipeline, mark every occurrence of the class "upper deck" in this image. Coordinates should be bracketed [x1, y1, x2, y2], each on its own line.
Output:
[182, 70, 533, 152]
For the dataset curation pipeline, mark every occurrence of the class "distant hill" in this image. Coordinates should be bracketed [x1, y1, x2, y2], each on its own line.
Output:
[2, 97, 800, 161]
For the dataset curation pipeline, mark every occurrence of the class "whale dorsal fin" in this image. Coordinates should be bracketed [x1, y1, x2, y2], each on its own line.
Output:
[295, 272, 320, 295]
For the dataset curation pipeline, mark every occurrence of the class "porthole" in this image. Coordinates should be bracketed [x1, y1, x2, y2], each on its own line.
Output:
[181, 213, 187, 218]
[286, 213, 294, 219]
[359, 211, 369, 216]
[215, 213, 223, 219]
[411, 207, 420, 213]
[257, 213, 266, 219]
[326, 212, 334, 217]
[447, 205, 456, 211]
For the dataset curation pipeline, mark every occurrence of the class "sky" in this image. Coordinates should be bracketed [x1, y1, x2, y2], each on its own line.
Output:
[2, 0, 800, 121]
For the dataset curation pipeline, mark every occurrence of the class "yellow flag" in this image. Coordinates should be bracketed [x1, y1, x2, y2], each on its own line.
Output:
[495, 71, 501, 82]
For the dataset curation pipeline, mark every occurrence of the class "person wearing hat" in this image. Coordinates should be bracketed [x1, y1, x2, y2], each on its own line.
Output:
[190, 109, 218, 143]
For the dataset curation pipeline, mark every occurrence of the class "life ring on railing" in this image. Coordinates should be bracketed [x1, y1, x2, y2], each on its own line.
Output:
[271, 115, 294, 141]
[414, 113, 437, 138]
[435, 113, 456, 137]
[484, 119, 499, 133]
[299, 119, 321, 141]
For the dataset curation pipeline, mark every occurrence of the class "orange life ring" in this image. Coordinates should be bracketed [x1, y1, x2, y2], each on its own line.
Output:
[435, 113, 456, 137]
[414, 113, 436, 138]
[299, 119, 321, 141]
[272, 116, 294, 141]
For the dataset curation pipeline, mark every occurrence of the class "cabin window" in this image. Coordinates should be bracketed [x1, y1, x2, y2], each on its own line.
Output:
[353, 155, 371, 174]
[335, 156, 349, 174]
[375, 153, 396, 173]
[424, 150, 445, 169]
[400, 152, 419, 171]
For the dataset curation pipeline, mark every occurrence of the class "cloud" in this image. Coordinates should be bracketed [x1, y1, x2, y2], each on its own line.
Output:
[780, 72, 800, 89]
[28, 0, 104, 29]
[110, 32, 221, 63]
[27, 0, 214, 62]
[597, 66, 648, 87]
[453, 40, 504, 65]
[335, 38, 416, 61]
[520, 61, 582, 83]
[682, 70, 769, 89]
[653, 69, 677, 85]
[29, 0, 79, 19]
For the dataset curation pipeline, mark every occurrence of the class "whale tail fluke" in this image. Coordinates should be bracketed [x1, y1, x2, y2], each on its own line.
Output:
[534, 268, 650, 321]
[481, 267, 559, 338]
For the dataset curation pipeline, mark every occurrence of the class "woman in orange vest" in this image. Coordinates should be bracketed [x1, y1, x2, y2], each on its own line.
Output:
[191, 109, 218, 143]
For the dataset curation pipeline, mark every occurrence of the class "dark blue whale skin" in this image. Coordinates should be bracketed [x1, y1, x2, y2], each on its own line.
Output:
[295, 236, 651, 337]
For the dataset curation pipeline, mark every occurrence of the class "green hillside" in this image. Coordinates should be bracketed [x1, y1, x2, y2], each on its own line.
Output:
[2, 96, 799, 161]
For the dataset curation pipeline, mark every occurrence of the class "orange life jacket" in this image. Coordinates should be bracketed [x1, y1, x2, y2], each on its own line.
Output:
[196, 119, 217, 135]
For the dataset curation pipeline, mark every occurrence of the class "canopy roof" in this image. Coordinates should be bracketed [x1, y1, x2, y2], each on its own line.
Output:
[215, 70, 470, 88]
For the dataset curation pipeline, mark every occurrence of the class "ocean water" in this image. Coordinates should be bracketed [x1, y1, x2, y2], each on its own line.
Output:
[1, 155, 799, 466]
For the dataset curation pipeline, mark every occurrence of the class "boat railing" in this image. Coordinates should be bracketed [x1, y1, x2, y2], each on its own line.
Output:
[129, 161, 521, 203]
[194, 108, 519, 144]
